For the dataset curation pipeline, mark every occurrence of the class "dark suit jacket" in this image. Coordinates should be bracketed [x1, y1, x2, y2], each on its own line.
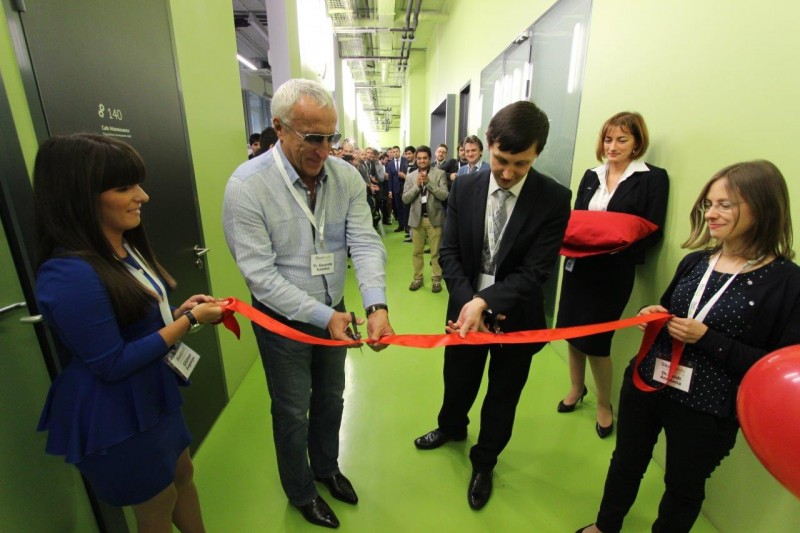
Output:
[440, 167, 571, 339]
[386, 157, 408, 195]
[574, 163, 669, 264]
[435, 157, 459, 174]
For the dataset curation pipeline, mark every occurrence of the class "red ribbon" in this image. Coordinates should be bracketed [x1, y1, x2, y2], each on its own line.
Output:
[221, 296, 668, 345]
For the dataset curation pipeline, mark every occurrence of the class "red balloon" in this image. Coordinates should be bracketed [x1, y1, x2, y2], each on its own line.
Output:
[737, 344, 800, 500]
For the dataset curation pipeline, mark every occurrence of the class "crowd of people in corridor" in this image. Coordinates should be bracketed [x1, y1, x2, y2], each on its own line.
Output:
[32, 77, 800, 533]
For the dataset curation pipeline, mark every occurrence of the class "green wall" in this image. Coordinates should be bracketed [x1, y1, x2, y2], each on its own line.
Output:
[167, 0, 260, 396]
[0, 4, 37, 172]
[416, 0, 800, 530]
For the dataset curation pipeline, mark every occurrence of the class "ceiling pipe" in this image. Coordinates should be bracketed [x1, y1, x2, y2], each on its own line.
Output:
[398, 0, 413, 70]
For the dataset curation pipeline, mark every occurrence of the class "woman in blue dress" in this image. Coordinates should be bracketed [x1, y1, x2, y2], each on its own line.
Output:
[34, 134, 223, 532]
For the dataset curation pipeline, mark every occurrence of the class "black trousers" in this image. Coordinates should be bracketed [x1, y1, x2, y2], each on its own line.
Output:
[380, 182, 392, 223]
[437, 343, 538, 472]
[595, 375, 739, 533]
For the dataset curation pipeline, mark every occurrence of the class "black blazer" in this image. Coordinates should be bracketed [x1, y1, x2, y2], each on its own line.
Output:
[440, 167, 571, 336]
[436, 158, 459, 190]
[573, 163, 669, 264]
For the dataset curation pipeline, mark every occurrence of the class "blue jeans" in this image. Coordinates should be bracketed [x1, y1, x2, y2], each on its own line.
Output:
[252, 298, 347, 506]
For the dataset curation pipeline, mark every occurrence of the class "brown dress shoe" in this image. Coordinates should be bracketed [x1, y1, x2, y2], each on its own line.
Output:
[409, 279, 423, 291]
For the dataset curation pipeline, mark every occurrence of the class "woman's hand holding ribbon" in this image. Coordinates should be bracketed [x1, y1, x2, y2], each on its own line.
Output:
[666, 316, 708, 344]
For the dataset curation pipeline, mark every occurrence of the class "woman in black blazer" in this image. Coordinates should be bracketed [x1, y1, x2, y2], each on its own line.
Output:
[556, 112, 669, 438]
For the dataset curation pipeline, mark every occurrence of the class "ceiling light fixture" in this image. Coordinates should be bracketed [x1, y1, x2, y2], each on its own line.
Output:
[237, 54, 258, 71]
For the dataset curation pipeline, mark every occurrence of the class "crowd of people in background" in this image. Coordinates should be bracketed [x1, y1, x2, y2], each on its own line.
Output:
[245, 128, 479, 291]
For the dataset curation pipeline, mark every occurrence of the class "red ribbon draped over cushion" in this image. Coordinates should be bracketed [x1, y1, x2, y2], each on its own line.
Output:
[560, 210, 658, 258]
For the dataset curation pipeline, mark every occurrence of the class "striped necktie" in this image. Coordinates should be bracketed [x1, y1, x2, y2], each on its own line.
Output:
[481, 188, 513, 274]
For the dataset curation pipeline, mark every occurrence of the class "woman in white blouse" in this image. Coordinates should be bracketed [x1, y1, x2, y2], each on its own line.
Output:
[555, 112, 669, 438]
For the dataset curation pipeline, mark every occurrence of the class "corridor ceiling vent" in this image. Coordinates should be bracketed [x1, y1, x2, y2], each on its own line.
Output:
[326, 0, 450, 132]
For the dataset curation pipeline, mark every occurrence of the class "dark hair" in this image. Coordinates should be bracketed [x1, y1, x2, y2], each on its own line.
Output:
[595, 111, 649, 162]
[683, 160, 794, 260]
[415, 145, 432, 157]
[437, 143, 448, 151]
[485, 101, 549, 154]
[404, 145, 416, 154]
[254, 127, 278, 156]
[261, 127, 278, 148]
[392, 145, 400, 151]
[33, 134, 175, 325]
[249, 132, 261, 145]
[462, 135, 483, 152]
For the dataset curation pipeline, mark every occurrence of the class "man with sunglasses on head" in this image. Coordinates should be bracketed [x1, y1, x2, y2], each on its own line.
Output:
[223, 78, 394, 530]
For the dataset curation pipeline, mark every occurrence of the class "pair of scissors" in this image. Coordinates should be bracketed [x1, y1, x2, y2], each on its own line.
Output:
[345, 312, 364, 354]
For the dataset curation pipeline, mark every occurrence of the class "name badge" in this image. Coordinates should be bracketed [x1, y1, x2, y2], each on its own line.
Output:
[164, 342, 201, 381]
[311, 253, 335, 275]
[652, 358, 693, 393]
[420, 194, 428, 204]
[565, 258, 575, 272]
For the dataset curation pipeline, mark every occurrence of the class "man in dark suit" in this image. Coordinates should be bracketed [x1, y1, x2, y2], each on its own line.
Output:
[386, 145, 409, 233]
[413, 100, 571, 510]
[434, 143, 460, 189]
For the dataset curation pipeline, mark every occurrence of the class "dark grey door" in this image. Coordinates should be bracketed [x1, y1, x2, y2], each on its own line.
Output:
[15, 0, 228, 448]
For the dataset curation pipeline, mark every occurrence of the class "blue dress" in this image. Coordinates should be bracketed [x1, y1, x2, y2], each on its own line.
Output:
[36, 255, 191, 506]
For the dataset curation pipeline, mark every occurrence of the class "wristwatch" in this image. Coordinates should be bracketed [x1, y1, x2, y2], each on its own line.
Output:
[365, 303, 388, 317]
[183, 309, 204, 334]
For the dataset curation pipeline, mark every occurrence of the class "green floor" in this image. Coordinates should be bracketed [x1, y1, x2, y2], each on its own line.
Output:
[192, 228, 718, 532]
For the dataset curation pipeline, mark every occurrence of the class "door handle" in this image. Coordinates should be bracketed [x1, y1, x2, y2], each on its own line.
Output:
[193, 245, 210, 258]
[19, 315, 44, 324]
[0, 301, 26, 315]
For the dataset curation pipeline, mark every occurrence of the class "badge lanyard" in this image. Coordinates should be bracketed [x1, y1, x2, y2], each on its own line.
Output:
[688, 252, 756, 323]
[274, 150, 328, 250]
[121, 242, 173, 327]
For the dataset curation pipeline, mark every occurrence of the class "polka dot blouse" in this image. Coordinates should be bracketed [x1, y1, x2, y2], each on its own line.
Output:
[637, 253, 779, 419]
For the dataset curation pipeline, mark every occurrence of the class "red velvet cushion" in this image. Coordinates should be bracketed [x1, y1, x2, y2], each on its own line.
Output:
[560, 210, 659, 258]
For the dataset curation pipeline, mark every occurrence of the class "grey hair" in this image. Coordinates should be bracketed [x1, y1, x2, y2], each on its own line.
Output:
[341, 138, 358, 150]
[271, 79, 335, 124]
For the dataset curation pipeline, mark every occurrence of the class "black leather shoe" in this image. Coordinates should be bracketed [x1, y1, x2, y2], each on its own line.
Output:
[414, 428, 466, 450]
[557, 386, 588, 413]
[575, 524, 594, 533]
[295, 496, 339, 528]
[315, 472, 358, 504]
[596, 405, 614, 439]
[467, 470, 493, 510]
[394, 226, 405, 232]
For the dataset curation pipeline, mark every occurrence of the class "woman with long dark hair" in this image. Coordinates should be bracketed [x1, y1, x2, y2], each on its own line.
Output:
[578, 160, 800, 532]
[34, 134, 223, 532]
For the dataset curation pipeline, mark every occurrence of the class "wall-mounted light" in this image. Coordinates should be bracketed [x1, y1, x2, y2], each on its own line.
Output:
[567, 23, 584, 94]
[237, 54, 258, 71]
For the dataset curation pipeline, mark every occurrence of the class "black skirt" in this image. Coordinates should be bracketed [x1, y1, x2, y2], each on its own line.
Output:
[556, 256, 636, 356]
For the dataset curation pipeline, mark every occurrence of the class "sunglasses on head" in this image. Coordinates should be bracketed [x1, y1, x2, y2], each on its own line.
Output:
[282, 121, 341, 145]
